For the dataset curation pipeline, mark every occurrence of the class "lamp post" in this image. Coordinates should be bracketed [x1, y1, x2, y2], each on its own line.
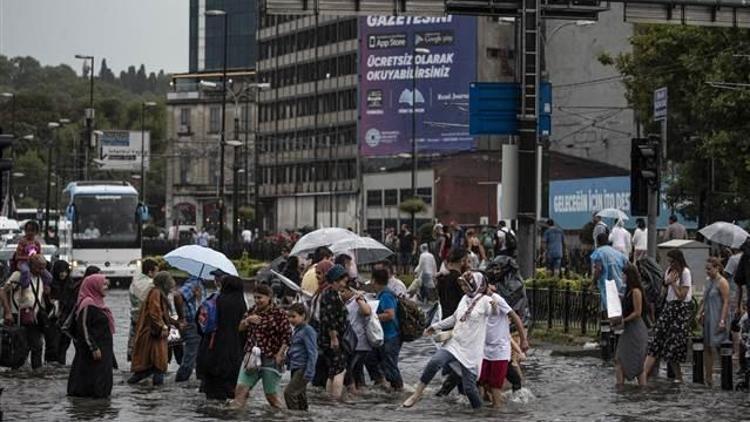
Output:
[1, 92, 15, 216]
[75, 54, 95, 181]
[206, 9, 228, 251]
[411, 47, 430, 234]
[45, 122, 61, 241]
[140, 101, 156, 250]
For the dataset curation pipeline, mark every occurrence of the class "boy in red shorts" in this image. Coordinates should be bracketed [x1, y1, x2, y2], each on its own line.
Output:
[479, 282, 529, 408]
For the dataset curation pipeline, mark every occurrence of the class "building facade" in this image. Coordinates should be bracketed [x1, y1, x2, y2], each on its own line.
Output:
[189, 0, 258, 72]
[256, 14, 359, 231]
[544, 5, 635, 168]
[164, 71, 258, 236]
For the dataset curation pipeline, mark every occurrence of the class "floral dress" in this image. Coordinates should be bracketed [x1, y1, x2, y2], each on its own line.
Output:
[317, 288, 349, 377]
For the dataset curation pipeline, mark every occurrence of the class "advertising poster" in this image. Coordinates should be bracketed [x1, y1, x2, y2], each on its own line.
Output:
[548, 176, 697, 230]
[98, 130, 150, 172]
[359, 15, 477, 156]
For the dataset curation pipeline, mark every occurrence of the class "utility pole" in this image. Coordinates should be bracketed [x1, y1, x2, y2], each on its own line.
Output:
[516, 0, 542, 279]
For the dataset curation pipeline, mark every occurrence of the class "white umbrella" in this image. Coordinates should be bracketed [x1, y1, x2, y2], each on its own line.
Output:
[270, 269, 312, 299]
[699, 221, 749, 249]
[596, 208, 629, 221]
[290, 227, 359, 257]
[329, 236, 393, 265]
[164, 245, 238, 280]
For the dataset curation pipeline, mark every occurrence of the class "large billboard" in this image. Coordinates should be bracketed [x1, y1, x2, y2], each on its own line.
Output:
[359, 15, 477, 157]
[97, 130, 150, 172]
[549, 176, 697, 230]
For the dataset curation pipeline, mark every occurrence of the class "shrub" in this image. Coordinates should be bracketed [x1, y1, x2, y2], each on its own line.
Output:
[399, 198, 427, 215]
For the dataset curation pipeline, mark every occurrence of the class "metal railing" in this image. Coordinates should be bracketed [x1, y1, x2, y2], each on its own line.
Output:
[527, 282, 601, 335]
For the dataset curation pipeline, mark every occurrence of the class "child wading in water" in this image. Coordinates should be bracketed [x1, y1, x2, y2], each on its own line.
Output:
[284, 303, 318, 411]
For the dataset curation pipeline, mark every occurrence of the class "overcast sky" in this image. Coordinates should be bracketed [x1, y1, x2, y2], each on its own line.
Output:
[0, 0, 188, 74]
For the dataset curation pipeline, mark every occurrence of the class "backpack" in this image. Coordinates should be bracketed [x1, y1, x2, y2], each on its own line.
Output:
[197, 292, 220, 336]
[0, 325, 29, 369]
[396, 296, 426, 342]
[503, 229, 517, 253]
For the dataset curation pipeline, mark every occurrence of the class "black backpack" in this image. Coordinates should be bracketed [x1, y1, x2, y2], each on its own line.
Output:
[504, 229, 517, 252]
[0, 325, 29, 369]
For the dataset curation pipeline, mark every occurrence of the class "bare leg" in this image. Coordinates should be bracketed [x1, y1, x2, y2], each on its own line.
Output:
[403, 382, 427, 408]
[637, 371, 647, 386]
[641, 355, 657, 384]
[614, 361, 624, 386]
[230, 384, 250, 409]
[265, 394, 283, 409]
[704, 347, 714, 386]
[491, 388, 504, 409]
[328, 373, 345, 400]
[671, 362, 683, 382]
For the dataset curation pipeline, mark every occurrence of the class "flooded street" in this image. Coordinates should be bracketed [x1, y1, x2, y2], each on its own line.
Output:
[1, 290, 749, 421]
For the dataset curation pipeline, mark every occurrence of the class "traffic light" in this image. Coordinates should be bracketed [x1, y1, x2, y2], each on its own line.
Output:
[0, 134, 13, 172]
[630, 136, 661, 216]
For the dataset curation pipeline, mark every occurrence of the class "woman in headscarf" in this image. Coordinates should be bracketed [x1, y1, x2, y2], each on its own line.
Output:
[197, 275, 248, 400]
[128, 271, 175, 386]
[49, 260, 72, 364]
[403, 271, 497, 409]
[67, 274, 115, 398]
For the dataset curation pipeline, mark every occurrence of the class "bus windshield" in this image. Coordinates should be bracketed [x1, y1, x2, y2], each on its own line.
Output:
[72, 194, 140, 248]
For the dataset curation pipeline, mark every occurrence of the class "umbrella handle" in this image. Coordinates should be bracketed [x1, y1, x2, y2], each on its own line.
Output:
[199, 263, 205, 279]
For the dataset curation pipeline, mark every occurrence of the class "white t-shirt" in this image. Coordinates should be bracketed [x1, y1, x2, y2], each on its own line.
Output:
[666, 267, 692, 303]
[241, 229, 253, 243]
[345, 297, 372, 352]
[484, 293, 513, 361]
[434, 294, 494, 374]
[632, 228, 648, 251]
[4, 272, 45, 316]
[726, 253, 742, 277]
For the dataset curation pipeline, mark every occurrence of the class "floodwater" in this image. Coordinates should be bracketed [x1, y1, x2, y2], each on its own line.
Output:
[1, 289, 749, 421]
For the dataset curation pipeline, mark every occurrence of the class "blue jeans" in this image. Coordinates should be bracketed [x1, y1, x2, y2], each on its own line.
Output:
[381, 336, 403, 389]
[419, 349, 482, 409]
[175, 324, 200, 382]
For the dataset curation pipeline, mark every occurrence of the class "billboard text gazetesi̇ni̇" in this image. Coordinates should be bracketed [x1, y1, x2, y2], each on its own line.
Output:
[359, 15, 477, 157]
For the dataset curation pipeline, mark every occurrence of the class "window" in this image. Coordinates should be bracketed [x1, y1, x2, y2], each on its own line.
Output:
[180, 108, 191, 126]
[209, 106, 221, 133]
[384, 189, 398, 206]
[400, 188, 414, 202]
[367, 190, 382, 207]
[367, 219, 383, 242]
[417, 187, 433, 205]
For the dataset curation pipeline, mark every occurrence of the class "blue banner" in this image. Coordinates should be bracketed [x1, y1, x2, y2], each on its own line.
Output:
[359, 15, 477, 156]
[549, 176, 697, 230]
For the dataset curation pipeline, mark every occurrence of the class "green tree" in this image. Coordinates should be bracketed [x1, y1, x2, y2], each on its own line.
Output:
[601, 25, 750, 225]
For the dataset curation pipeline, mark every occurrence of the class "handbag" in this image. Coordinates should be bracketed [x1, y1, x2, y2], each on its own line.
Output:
[432, 330, 453, 343]
[167, 327, 182, 347]
[365, 309, 384, 347]
[242, 346, 262, 373]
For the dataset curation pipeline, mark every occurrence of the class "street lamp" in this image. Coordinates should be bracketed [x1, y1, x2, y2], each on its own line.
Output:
[45, 122, 61, 240]
[206, 8, 229, 251]
[411, 47, 430, 234]
[140, 101, 156, 251]
[1, 92, 15, 217]
[75, 54, 95, 181]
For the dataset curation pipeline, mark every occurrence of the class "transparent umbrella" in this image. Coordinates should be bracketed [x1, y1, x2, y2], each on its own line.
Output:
[596, 208, 629, 221]
[290, 227, 359, 257]
[164, 245, 238, 280]
[329, 236, 394, 265]
[699, 221, 749, 249]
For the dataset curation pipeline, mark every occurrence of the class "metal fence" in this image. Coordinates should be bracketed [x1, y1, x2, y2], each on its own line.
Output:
[527, 283, 601, 336]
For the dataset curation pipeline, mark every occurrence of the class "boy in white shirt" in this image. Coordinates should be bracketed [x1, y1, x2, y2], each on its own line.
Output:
[480, 282, 529, 408]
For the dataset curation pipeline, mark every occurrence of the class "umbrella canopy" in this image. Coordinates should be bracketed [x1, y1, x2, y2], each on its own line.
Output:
[164, 245, 238, 280]
[270, 269, 312, 298]
[290, 227, 359, 257]
[596, 208, 629, 221]
[699, 221, 749, 249]
[329, 236, 393, 265]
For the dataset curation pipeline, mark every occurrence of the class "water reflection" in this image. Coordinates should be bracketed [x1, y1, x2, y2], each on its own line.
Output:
[1, 290, 750, 421]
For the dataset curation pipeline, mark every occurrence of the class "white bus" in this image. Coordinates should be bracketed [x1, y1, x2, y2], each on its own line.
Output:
[60, 181, 147, 285]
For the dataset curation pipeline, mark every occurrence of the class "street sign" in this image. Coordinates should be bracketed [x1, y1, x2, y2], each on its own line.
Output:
[653, 87, 667, 120]
[98, 130, 150, 171]
[468, 82, 552, 135]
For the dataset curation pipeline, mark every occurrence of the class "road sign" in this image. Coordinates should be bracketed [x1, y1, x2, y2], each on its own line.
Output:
[97, 130, 150, 171]
[468, 82, 552, 135]
[653, 87, 667, 120]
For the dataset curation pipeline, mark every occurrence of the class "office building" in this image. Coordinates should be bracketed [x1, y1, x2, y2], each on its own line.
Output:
[189, 0, 258, 72]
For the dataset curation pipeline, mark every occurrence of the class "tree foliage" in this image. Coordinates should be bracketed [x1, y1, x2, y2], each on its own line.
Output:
[0, 54, 170, 224]
[602, 25, 750, 225]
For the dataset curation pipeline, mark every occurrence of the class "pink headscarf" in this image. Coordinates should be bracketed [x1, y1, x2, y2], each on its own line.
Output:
[76, 274, 115, 334]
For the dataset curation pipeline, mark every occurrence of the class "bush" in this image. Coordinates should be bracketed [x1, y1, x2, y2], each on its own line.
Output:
[399, 198, 427, 214]
[526, 269, 592, 292]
